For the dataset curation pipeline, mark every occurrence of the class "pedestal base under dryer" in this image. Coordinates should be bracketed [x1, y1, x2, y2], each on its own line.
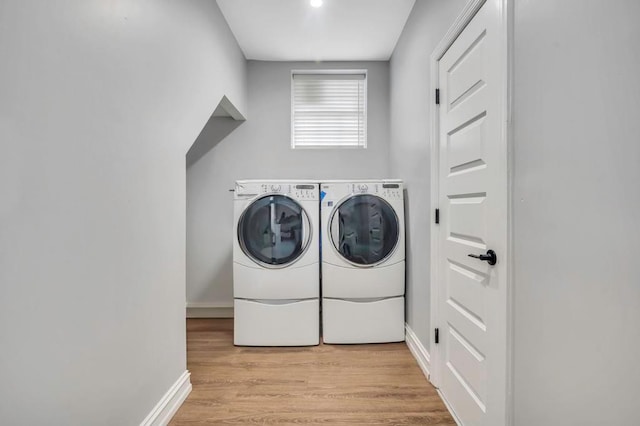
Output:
[322, 296, 405, 344]
[234, 298, 319, 346]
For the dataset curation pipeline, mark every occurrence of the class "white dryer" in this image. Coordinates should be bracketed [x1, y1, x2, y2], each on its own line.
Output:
[233, 180, 319, 346]
[321, 180, 405, 344]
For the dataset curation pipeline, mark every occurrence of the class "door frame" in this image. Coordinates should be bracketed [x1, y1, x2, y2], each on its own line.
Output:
[428, 0, 514, 423]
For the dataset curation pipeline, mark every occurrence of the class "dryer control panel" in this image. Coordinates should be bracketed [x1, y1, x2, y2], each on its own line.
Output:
[347, 182, 403, 199]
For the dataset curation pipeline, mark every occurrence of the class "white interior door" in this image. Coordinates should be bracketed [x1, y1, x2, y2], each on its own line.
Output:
[434, 1, 507, 425]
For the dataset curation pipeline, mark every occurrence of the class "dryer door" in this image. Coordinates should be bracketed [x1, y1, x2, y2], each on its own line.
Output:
[329, 194, 400, 267]
[238, 194, 311, 268]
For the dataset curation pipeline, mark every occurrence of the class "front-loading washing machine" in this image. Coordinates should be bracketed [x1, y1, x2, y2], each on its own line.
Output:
[321, 180, 405, 343]
[233, 180, 319, 346]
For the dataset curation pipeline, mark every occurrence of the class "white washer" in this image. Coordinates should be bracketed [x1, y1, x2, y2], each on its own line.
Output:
[321, 180, 405, 344]
[233, 180, 319, 346]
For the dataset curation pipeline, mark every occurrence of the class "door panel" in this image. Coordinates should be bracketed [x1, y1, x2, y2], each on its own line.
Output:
[446, 26, 486, 103]
[447, 114, 486, 176]
[447, 325, 487, 403]
[436, 1, 507, 425]
[448, 195, 488, 246]
[446, 295, 487, 357]
[442, 362, 485, 426]
[447, 260, 488, 329]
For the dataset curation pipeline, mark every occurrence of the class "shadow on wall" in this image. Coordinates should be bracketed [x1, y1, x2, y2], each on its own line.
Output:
[186, 95, 245, 167]
[403, 188, 412, 310]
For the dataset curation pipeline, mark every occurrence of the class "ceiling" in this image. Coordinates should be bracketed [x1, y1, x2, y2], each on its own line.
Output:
[216, 0, 415, 61]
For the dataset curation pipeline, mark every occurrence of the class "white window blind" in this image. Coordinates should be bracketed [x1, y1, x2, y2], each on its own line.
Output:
[291, 71, 367, 148]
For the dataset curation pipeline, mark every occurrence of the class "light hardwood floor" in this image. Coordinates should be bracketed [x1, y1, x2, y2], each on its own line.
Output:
[170, 319, 455, 425]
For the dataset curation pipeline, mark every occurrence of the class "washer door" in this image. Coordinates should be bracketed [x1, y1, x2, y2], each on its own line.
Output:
[238, 194, 311, 268]
[329, 194, 400, 267]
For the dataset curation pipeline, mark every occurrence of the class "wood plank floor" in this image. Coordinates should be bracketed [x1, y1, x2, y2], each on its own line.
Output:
[170, 319, 455, 425]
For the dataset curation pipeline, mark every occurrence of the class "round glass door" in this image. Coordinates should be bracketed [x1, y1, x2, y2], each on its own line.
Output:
[238, 195, 311, 267]
[330, 194, 399, 266]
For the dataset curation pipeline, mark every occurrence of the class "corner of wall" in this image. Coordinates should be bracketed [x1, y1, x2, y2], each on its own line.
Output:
[140, 371, 192, 426]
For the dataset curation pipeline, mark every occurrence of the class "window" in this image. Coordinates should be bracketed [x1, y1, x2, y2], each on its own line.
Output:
[291, 70, 367, 149]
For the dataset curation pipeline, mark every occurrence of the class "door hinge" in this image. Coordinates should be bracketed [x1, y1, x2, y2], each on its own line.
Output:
[435, 208, 440, 224]
[435, 328, 440, 344]
[435, 88, 440, 105]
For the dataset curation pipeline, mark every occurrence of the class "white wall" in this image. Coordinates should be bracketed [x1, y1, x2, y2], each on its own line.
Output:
[0, 1, 246, 424]
[186, 60, 390, 309]
[389, 0, 467, 351]
[512, 1, 640, 424]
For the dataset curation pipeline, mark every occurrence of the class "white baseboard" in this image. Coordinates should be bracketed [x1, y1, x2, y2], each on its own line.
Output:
[186, 302, 233, 318]
[405, 323, 431, 380]
[140, 370, 192, 426]
[405, 324, 462, 425]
